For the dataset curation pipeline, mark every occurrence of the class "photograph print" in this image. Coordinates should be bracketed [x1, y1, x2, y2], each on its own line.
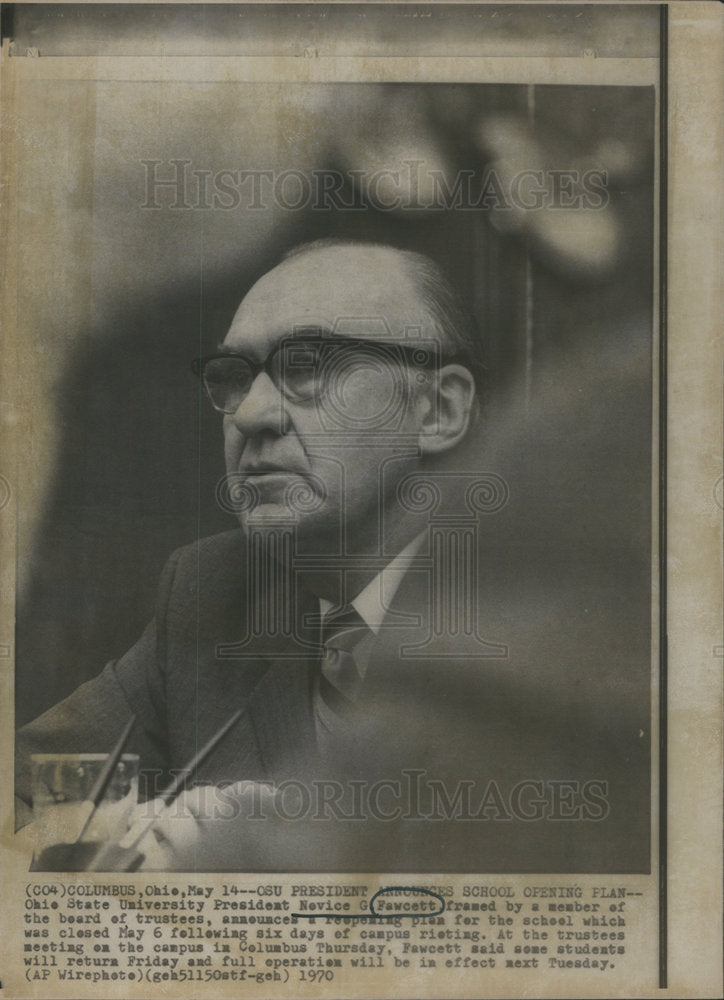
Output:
[9, 3, 658, 874]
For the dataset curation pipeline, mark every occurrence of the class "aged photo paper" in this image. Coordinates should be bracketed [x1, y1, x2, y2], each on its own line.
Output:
[0, 2, 721, 998]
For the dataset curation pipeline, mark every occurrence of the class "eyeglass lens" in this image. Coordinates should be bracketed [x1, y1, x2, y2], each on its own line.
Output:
[202, 342, 320, 413]
[202, 339, 434, 414]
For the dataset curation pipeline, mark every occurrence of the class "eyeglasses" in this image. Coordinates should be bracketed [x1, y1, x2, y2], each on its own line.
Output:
[192, 336, 451, 415]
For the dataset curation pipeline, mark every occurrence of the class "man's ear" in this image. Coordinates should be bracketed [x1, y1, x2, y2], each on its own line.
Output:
[415, 364, 478, 455]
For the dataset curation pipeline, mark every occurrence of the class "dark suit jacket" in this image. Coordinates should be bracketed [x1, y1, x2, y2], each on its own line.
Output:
[16, 528, 649, 873]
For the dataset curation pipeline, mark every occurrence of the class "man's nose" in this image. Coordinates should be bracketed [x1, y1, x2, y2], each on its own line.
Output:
[228, 372, 289, 436]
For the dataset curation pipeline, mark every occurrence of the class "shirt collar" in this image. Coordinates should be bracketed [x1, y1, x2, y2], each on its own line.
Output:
[319, 532, 425, 635]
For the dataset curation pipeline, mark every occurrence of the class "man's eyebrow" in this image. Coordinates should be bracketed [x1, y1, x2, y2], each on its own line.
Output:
[290, 324, 335, 337]
[215, 325, 337, 355]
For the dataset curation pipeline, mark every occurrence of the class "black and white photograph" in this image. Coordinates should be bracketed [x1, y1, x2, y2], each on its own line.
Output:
[1, 3, 721, 998]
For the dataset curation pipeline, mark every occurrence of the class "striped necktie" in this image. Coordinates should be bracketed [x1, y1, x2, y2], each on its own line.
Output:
[315, 604, 372, 747]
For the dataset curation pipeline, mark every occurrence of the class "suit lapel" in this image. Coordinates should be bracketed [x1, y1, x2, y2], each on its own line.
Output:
[244, 659, 318, 780]
[241, 583, 321, 782]
[176, 562, 321, 785]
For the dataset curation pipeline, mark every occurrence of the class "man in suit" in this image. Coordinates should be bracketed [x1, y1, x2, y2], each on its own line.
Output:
[16, 239, 649, 872]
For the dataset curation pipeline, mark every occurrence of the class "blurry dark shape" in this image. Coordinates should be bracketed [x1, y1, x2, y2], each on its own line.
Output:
[30, 841, 101, 873]
[476, 113, 621, 278]
[534, 84, 654, 186]
[330, 86, 454, 215]
[583, 137, 639, 182]
[330, 81, 650, 280]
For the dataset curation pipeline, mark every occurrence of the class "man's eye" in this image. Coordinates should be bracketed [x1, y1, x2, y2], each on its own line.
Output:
[225, 365, 253, 387]
[277, 344, 320, 398]
[282, 369, 318, 400]
[324, 344, 400, 380]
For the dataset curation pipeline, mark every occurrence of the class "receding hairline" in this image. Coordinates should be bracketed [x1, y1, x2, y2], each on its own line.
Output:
[278, 240, 462, 338]
[247, 240, 445, 333]
[281, 238, 438, 288]
[269, 238, 485, 395]
[273, 239, 422, 293]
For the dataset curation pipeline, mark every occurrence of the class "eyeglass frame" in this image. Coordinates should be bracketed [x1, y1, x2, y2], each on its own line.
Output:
[191, 334, 466, 415]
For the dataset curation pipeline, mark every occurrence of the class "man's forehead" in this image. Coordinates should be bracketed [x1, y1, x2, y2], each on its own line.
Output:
[224, 246, 426, 350]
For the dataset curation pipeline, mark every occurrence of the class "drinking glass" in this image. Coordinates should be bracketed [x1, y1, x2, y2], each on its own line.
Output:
[30, 753, 139, 870]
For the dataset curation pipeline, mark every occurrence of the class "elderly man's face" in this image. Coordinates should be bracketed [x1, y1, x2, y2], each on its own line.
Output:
[220, 246, 434, 553]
